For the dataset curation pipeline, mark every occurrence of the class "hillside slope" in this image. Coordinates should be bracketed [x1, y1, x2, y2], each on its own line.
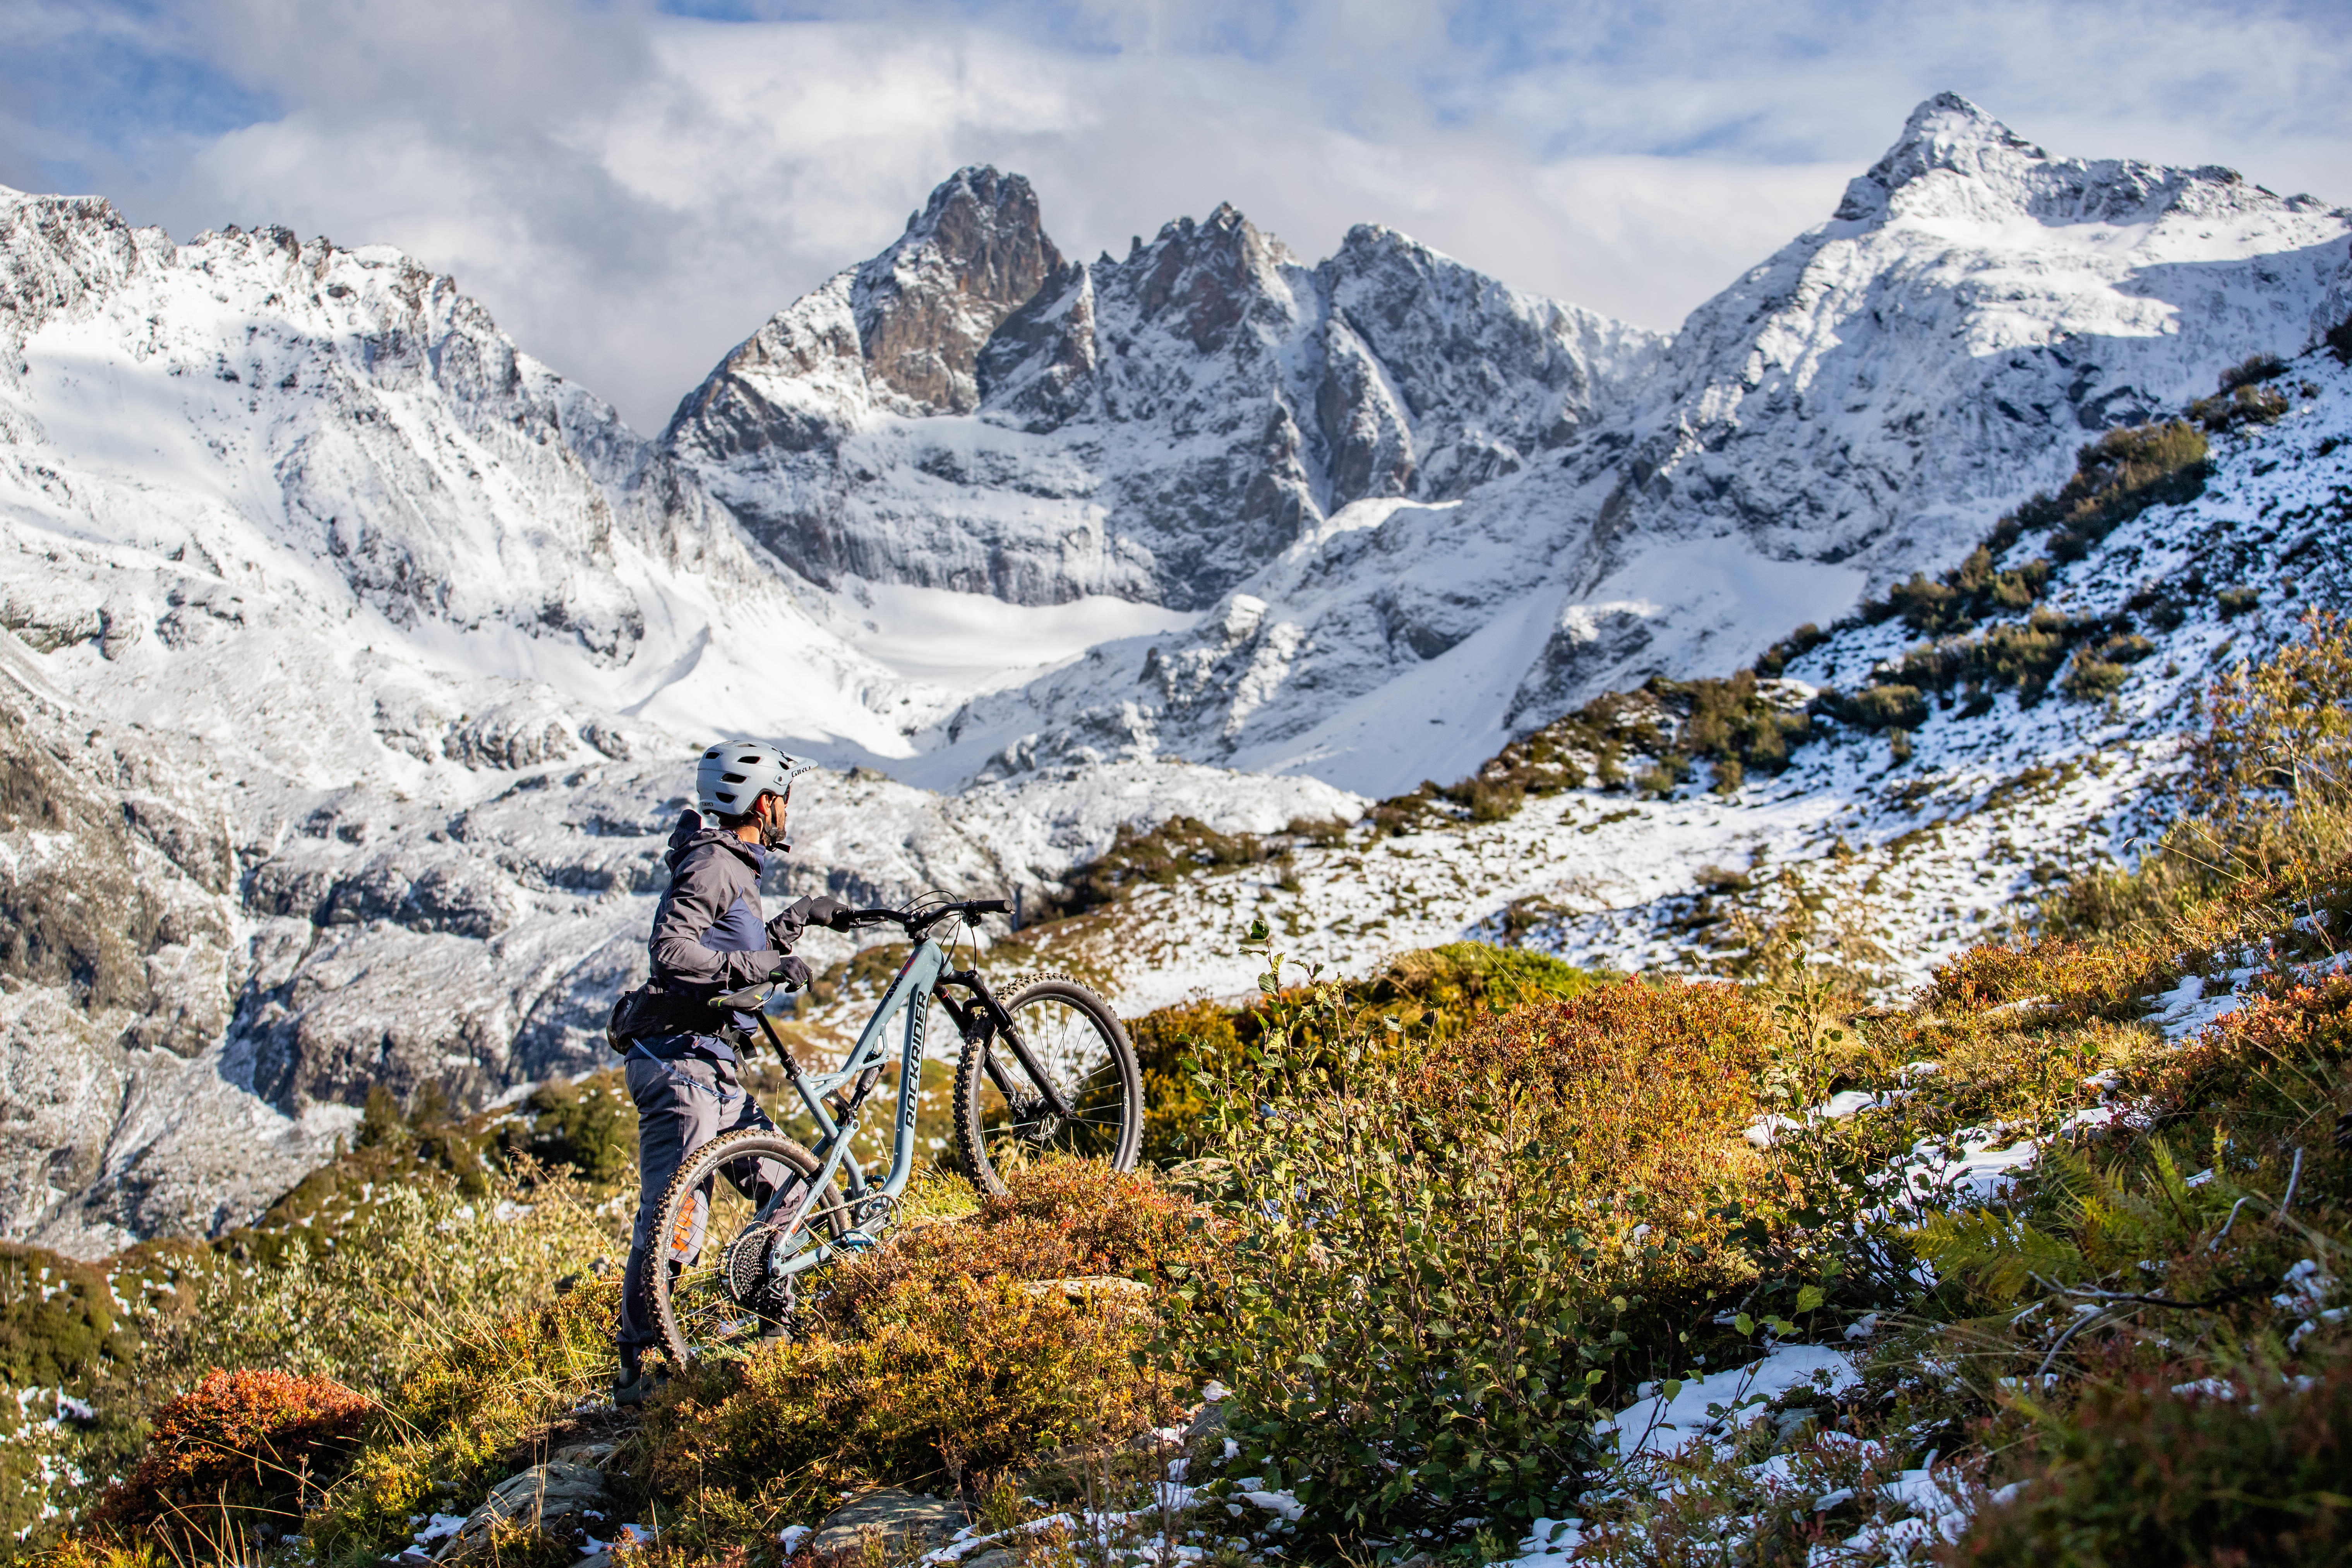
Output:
[986, 338, 2352, 1013]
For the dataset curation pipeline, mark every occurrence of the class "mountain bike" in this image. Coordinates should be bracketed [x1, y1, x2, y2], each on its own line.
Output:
[647, 894, 1143, 1368]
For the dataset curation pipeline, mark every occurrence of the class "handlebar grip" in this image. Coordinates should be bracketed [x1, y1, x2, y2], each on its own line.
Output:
[845, 908, 903, 928]
[970, 898, 1010, 914]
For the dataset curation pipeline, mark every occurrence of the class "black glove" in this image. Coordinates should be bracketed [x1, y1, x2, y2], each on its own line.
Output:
[804, 895, 855, 930]
[766, 955, 813, 991]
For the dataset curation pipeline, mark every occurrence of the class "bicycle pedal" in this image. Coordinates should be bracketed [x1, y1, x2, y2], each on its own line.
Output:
[833, 1232, 878, 1253]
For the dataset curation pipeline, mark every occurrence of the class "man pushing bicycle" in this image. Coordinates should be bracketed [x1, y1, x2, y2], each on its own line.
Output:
[608, 741, 852, 1405]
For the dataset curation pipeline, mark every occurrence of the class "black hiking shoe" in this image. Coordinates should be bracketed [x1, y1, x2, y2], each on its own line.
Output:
[613, 1349, 668, 1407]
[613, 1365, 669, 1406]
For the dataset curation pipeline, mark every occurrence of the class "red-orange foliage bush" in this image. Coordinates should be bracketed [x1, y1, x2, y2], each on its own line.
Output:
[645, 1159, 1198, 1518]
[1953, 1359, 2352, 1566]
[811, 1158, 1206, 1332]
[2133, 970, 2352, 1136]
[93, 1368, 374, 1547]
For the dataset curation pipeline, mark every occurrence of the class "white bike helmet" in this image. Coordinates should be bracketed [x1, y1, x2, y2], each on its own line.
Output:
[696, 741, 817, 816]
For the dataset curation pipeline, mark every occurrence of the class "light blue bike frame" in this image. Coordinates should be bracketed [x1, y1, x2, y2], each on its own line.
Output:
[751, 937, 947, 1278]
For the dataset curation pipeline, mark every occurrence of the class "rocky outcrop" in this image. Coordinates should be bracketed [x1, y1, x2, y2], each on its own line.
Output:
[663, 174, 1663, 611]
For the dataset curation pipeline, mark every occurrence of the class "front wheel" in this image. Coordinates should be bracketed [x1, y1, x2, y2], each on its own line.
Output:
[954, 974, 1142, 1197]
[649, 1128, 847, 1370]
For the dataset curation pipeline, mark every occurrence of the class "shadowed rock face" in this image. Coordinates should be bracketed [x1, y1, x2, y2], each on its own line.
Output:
[854, 167, 1065, 415]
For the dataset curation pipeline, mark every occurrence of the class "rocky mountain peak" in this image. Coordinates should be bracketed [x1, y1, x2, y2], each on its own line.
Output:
[852, 165, 1063, 415]
[1834, 92, 2046, 221]
[1121, 202, 1305, 355]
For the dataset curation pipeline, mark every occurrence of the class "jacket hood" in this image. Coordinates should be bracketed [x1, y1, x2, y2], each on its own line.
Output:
[664, 810, 766, 874]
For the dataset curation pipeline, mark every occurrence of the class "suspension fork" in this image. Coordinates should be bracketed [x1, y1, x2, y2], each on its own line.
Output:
[938, 971, 1077, 1120]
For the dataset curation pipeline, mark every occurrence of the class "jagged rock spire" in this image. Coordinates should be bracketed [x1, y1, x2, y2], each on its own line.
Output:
[852, 166, 1063, 414]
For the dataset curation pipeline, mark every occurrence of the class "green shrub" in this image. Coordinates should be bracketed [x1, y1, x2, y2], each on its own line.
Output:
[1751, 622, 1829, 677]
[1179, 958, 1783, 1546]
[1039, 816, 1303, 920]
[314, 1277, 621, 1563]
[2216, 351, 2287, 393]
[2061, 654, 2127, 700]
[1125, 943, 1608, 1162]
[1838, 684, 1930, 731]
[147, 1165, 620, 1396]
[2038, 420, 2210, 545]
[2217, 584, 2260, 619]
[501, 1069, 636, 1184]
[2189, 381, 2291, 433]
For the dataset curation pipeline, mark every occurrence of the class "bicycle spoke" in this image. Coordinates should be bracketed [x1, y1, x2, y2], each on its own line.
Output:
[957, 978, 1141, 1192]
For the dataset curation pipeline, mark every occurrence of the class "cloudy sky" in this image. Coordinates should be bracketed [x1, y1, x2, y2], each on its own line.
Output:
[5, 0, 2347, 434]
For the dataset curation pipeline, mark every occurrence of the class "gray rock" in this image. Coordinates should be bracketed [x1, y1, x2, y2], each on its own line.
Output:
[551, 1441, 617, 1468]
[807, 1488, 966, 1558]
[436, 1461, 609, 1561]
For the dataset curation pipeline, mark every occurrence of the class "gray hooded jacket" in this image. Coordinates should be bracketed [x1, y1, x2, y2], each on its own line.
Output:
[644, 813, 842, 1054]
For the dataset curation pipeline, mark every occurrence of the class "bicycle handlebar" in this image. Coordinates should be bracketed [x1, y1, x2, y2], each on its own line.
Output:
[707, 897, 1013, 1011]
[838, 898, 1010, 933]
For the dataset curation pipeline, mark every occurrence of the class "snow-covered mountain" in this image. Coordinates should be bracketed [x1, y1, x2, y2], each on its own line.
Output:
[665, 168, 1660, 614]
[974, 335, 2352, 1024]
[0, 184, 1354, 1253]
[912, 96, 2349, 795]
[1, 91, 2345, 1252]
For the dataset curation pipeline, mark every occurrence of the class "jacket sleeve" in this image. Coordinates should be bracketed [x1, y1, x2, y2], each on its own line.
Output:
[649, 848, 784, 990]
[765, 894, 851, 951]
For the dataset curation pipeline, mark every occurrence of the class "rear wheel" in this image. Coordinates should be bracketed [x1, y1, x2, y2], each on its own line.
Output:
[649, 1128, 847, 1369]
[953, 974, 1142, 1197]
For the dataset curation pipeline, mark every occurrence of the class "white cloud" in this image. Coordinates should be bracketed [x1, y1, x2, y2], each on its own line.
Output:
[26, 0, 2349, 432]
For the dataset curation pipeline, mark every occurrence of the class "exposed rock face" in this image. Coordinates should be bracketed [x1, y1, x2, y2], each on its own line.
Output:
[858, 168, 1065, 415]
[0, 182, 1361, 1252]
[665, 175, 1660, 610]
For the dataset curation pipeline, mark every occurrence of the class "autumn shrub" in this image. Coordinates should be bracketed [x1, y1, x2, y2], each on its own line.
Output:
[1952, 1361, 2352, 1566]
[1430, 977, 1775, 1217]
[1176, 946, 1795, 1547]
[639, 1160, 1200, 1533]
[1125, 941, 1608, 1161]
[1927, 937, 2174, 1026]
[90, 1369, 373, 1556]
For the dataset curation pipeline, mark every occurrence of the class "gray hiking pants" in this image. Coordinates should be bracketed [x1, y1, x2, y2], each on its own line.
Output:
[616, 1044, 794, 1352]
